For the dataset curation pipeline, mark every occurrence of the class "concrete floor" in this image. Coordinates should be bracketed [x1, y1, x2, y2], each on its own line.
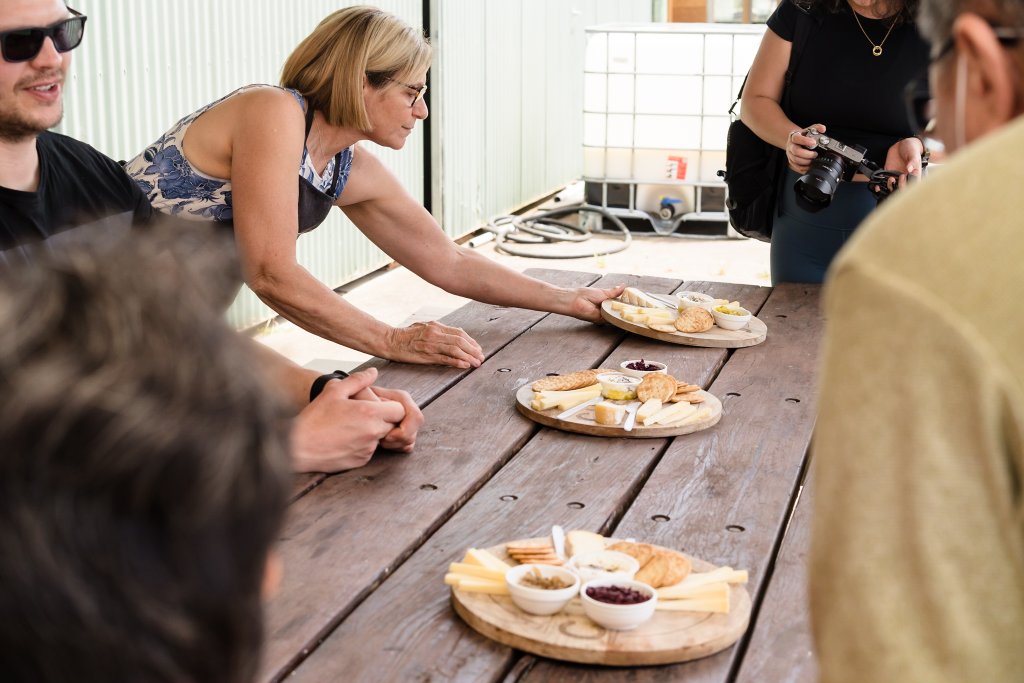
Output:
[256, 214, 772, 373]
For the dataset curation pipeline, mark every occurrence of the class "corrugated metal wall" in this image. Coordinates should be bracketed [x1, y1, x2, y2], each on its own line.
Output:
[430, 1, 653, 236]
[59, 1, 651, 329]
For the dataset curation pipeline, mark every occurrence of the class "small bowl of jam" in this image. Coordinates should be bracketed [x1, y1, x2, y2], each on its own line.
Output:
[580, 578, 657, 630]
[619, 359, 668, 379]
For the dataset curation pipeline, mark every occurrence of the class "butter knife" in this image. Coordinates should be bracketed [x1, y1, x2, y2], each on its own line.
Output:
[551, 525, 566, 561]
[622, 401, 642, 432]
[556, 396, 601, 421]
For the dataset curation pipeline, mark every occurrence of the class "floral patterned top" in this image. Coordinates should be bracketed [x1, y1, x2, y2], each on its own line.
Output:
[125, 84, 353, 224]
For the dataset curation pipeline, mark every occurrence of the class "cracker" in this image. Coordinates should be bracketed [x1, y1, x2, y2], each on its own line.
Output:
[676, 383, 700, 393]
[531, 370, 600, 392]
[676, 392, 705, 404]
[647, 323, 678, 333]
[637, 373, 677, 403]
[674, 307, 714, 333]
[607, 541, 655, 567]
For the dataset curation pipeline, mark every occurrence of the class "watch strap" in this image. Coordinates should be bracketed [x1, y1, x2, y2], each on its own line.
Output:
[309, 370, 350, 402]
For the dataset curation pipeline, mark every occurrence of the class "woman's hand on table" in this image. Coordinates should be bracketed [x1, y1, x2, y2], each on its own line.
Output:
[385, 321, 485, 369]
[564, 284, 626, 323]
[786, 123, 825, 174]
[290, 368, 407, 473]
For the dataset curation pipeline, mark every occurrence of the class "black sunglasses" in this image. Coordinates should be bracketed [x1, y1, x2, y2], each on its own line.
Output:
[930, 25, 1021, 63]
[0, 8, 87, 63]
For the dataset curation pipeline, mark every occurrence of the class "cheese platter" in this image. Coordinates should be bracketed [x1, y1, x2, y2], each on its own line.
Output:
[447, 532, 752, 666]
[600, 287, 767, 349]
[514, 366, 722, 439]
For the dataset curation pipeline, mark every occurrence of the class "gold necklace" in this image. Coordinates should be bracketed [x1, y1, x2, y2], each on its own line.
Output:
[851, 7, 898, 56]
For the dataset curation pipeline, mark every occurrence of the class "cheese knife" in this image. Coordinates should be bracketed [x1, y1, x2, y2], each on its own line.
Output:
[622, 401, 642, 431]
[551, 525, 566, 561]
[556, 396, 601, 421]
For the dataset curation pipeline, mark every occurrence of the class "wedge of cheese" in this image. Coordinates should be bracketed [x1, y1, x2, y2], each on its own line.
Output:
[594, 401, 626, 425]
[531, 384, 602, 411]
[636, 398, 663, 426]
[655, 592, 730, 613]
[645, 400, 697, 426]
[566, 530, 606, 557]
[657, 580, 729, 602]
[448, 562, 506, 582]
[620, 287, 671, 309]
[447, 575, 510, 595]
[462, 548, 512, 572]
[663, 567, 748, 592]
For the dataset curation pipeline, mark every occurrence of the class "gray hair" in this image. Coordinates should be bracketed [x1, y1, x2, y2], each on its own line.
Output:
[918, 0, 1024, 44]
[0, 232, 291, 683]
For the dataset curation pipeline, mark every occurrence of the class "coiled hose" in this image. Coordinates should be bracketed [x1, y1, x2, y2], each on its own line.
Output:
[482, 203, 631, 259]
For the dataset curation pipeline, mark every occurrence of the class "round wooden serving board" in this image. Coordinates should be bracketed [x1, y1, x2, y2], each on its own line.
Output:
[515, 384, 722, 439]
[600, 300, 767, 349]
[451, 540, 751, 666]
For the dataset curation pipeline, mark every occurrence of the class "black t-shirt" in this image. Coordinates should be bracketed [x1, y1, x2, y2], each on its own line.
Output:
[0, 131, 151, 253]
[768, 0, 929, 163]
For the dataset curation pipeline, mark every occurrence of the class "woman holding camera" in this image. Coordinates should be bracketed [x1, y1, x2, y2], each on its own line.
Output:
[741, 0, 930, 283]
[126, 6, 622, 368]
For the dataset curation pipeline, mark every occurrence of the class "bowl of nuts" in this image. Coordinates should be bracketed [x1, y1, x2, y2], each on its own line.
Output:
[506, 564, 580, 616]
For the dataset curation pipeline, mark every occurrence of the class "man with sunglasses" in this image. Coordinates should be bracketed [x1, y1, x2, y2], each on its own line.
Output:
[0, 1, 151, 256]
[810, 0, 1024, 681]
[0, 0, 424, 474]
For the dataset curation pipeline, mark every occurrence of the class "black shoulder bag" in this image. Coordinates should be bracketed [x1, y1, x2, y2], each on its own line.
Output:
[718, 3, 815, 241]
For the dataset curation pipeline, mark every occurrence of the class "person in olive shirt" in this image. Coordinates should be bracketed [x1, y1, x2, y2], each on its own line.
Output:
[811, 0, 1024, 680]
[0, 0, 422, 472]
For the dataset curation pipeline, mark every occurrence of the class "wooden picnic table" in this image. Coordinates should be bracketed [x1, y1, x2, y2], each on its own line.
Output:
[261, 269, 823, 683]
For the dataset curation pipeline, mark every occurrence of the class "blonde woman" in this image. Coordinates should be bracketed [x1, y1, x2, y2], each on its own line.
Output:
[127, 6, 622, 369]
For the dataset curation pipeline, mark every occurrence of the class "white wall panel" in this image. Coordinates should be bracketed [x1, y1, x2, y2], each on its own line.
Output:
[432, 0, 652, 239]
[61, 0, 424, 329]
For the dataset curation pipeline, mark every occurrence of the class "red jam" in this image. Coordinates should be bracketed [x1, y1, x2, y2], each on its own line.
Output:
[585, 585, 651, 605]
[625, 359, 660, 372]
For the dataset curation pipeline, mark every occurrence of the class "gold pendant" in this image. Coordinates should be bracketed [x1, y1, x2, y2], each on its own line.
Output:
[872, 45, 883, 56]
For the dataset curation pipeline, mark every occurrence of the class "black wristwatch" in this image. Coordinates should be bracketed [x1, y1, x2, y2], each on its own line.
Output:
[309, 370, 349, 402]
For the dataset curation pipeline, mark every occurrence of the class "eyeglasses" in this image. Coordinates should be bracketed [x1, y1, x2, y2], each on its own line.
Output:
[385, 76, 427, 107]
[0, 8, 87, 63]
[906, 24, 1022, 137]
[930, 25, 1020, 63]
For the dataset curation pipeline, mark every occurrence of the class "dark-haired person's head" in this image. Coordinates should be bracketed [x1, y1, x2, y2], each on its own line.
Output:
[918, 0, 1024, 152]
[0, 235, 291, 683]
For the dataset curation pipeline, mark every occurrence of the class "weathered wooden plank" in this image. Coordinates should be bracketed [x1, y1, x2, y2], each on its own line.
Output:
[522, 283, 823, 683]
[258, 272, 661, 682]
[282, 281, 771, 682]
[288, 269, 603, 499]
[734, 464, 817, 683]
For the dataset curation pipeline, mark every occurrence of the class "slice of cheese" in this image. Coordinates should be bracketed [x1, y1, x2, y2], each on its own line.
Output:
[531, 384, 602, 411]
[637, 307, 675, 320]
[657, 580, 729, 601]
[646, 401, 697, 426]
[566, 530, 606, 557]
[654, 591, 730, 613]
[594, 401, 626, 425]
[636, 398, 663, 425]
[668, 567, 748, 591]
[463, 548, 512, 572]
[621, 287, 671, 309]
[621, 311, 650, 323]
[451, 577, 510, 595]
[448, 562, 506, 582]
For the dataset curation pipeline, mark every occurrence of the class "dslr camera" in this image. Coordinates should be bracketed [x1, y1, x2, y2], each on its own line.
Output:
[793, 129, 875, 212]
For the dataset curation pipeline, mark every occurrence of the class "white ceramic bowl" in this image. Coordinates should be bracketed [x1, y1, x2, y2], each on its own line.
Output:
[596, 372, 641, 400]
[506, 564, 580, 616]
[570, 550, 640, 584]
[619, 360, 668, 379]
[676, 291, 716, 312]
[711, 305, 753, 331]
[580, 578, 657, 630]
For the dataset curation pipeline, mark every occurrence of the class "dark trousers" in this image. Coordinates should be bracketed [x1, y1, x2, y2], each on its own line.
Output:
[770, 169, 878, 284]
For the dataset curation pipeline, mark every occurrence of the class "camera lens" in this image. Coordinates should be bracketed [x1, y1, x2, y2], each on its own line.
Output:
[794, 151, 845, 212]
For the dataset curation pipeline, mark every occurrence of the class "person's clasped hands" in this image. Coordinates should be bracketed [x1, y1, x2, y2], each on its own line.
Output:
[291, 367, 424, 473]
